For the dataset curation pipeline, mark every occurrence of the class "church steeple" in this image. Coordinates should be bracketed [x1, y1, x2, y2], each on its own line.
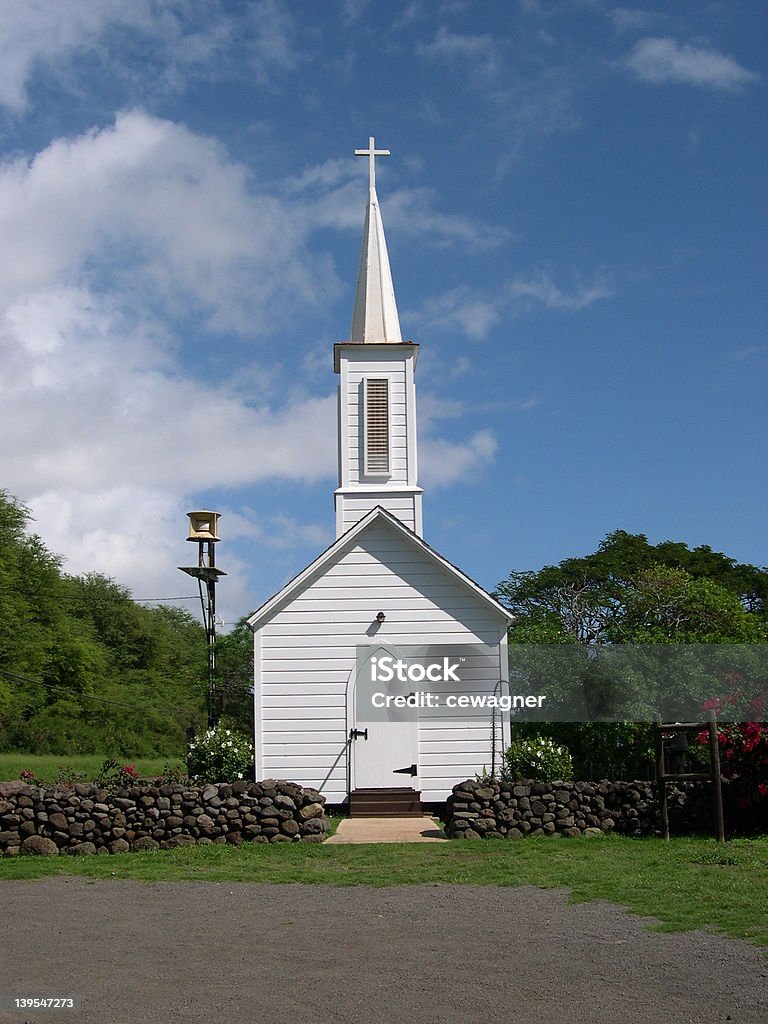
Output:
[334, 137, 423, 538]
[350, 138, 402, 343]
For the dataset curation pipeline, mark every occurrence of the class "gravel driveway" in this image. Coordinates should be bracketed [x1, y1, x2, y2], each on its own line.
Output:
[1, 879, 766, 1024]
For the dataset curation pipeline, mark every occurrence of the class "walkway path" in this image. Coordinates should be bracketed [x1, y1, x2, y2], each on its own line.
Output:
[325, 815, 448, 843]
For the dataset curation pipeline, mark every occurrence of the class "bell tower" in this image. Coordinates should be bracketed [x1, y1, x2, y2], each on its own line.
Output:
[334, 138, 423, 537]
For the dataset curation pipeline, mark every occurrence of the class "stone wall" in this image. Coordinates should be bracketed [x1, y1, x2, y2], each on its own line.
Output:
[0, 779, 329, 856]
[444, 778, 716, 839]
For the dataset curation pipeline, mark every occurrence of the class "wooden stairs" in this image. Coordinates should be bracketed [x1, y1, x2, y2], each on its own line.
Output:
[348, 788, 422, 817]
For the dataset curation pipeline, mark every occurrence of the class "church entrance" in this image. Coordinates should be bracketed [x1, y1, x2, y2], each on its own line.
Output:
[348, 647, 421, 815]
[352, 718, 419, 790]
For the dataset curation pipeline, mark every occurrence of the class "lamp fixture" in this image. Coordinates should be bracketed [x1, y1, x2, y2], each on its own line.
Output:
[376, 611, 386, 623]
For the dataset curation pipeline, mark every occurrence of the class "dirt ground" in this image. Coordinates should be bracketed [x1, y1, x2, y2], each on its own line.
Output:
[1, 879, 766, 1024]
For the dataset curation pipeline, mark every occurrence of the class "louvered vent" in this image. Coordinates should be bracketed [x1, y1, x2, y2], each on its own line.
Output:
[365, 377, 390, 475]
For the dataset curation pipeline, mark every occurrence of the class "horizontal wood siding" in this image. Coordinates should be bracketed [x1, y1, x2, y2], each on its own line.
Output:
[341, 494, 416, 533]
[256, 518, 507, 802]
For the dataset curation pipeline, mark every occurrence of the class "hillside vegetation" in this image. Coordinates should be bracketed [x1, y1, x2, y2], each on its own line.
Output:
[0, 490, 208, 756]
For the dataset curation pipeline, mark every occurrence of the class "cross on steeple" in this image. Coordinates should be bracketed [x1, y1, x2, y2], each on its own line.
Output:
[355, 136, 390, 191]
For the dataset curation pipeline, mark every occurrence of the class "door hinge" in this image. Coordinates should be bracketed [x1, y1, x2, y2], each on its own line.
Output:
[393, 764, 418, 777]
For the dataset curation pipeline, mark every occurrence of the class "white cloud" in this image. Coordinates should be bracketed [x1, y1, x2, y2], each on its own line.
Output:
[0, 0, 299, 113]
[0, 274, 338, 624]
[418, 395, 468, 431]
[384, 187, 511, 249]
[1, 111, 497, 613]
[416, 23, 581, 166]
[623, 37, 759, 91]
[290, 159, 509, 250]
[0, 109, 337, 332]
[29, 484, 255, 632]
[412, 288, 503, 341]
[725, 345, 767, 363]
[609, 8, 662, 34]
[416, 26, 501, 81]
[0, 111, 336, 615]
[341, 0, 372, 23]
[409, 269, 613, 340]
[0, 0, 145, 112]
[1, 285, 340, 493]
[419, 431, 497, 487]
[508, 271, 613, 311]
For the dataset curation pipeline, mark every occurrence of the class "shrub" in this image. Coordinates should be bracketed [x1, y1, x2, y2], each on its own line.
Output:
[509, 721, 653, 780]
[696, 718, 768, 813]
[503, 736, 574, 782]
[187, 720, 254, 782]
[158, 761, 188, 784]
[94, 758, 141, 789]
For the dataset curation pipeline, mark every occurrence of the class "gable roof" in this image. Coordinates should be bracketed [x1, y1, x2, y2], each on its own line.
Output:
[247, 506, 514, 630]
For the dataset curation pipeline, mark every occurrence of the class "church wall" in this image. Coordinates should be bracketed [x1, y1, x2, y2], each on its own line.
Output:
[254, 519, 508, 803]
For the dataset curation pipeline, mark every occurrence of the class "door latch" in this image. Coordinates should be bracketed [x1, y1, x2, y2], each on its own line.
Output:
[350, 728, 368, 741]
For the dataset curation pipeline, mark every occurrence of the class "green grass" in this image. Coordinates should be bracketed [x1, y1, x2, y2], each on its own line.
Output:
[0, 753, 179, 784]
[1, 835, 766, 950]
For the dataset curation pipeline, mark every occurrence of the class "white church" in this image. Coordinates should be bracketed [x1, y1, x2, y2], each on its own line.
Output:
[248, 140, 513, 813]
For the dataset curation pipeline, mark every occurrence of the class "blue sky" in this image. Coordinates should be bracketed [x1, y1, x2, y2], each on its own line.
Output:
[0, 0, 765, 630]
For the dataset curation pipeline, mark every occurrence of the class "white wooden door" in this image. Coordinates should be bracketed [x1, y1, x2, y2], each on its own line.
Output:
[352, 717, 419, 789]
[350, 646, 419, 789]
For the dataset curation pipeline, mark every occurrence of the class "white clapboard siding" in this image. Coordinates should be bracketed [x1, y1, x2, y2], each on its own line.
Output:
[266, 749, 348, 765]
[260, 680, 347, 695]
[342, 510, 416, 533]
[263, 725, 348, 739]
[259, 768, 348, 792]
[418, 725, 493, 744]
[265, 741, 348, 755]
[260, 615, 498, 634]
[253, 513, 509, 802]
[286, 591, 499, 611]
[262, 695, 345, 709]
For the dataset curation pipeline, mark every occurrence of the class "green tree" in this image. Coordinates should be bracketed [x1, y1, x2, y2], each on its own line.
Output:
[0, 490, 209, 756]
[496, 531, 767, 780]
[214, 616, 254, 733]
[496, 530, 767, 644]
[618, 565, 766, 643]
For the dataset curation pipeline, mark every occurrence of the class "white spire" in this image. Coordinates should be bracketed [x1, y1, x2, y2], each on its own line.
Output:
[350, 137, 402, 343]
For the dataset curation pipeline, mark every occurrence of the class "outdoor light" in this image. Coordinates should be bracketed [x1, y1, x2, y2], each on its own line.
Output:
[186, 510, 221, 542]
[376, 611, 386, 623]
